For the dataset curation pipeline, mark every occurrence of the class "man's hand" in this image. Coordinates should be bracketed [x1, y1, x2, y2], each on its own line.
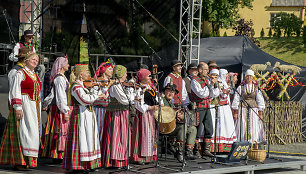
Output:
[176, 110, 184, 122]
[15, 109, 23, 120]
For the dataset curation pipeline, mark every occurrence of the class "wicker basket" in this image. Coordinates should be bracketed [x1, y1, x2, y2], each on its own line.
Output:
[248, 141, 266, 162]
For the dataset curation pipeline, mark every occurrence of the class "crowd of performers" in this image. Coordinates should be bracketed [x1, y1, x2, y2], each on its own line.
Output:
[0, 38, 266, 172]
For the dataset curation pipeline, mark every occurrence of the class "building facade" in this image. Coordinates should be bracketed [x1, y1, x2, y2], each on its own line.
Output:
[218, 0, 306, 37]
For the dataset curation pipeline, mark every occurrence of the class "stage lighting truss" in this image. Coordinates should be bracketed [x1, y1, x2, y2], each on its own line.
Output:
[178, 0, 202, 68]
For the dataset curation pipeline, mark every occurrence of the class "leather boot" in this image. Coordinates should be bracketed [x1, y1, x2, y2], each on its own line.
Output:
[193, 140, 202, 158]
[186, 148, 197, 160]
[176, 145, 184, 163]
[202, 141, 214, 157]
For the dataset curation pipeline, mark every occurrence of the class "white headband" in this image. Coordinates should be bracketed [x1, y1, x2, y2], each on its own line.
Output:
[210, 68, 219, 75]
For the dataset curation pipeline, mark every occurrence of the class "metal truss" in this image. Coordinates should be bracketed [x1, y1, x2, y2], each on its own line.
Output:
[178, 0, 202, 67]
[20, 0, 42, 52]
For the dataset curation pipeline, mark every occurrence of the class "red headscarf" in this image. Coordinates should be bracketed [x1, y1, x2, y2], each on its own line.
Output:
[136, 68, 151, 83]
[94, 61, 113, 78]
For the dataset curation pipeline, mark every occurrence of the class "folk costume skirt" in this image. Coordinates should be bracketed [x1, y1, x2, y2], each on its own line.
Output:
[101, 109, 130, 168]
[41, 105, 70, 159]
[130, 110, 157, 163]
[62, 106, 101, 170]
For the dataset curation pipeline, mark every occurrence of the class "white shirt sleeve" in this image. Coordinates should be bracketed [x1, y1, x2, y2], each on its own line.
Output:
[42, 87, 54, 108]
[163, 76, 171, 87]
[256, 88, 265, 111]
[9, 43, 20, 62]
[8, 69, 17, 90]
[210, 86, 220, 98]
[181, 80, 189, 105]
[71, 85, 98, 105]
[9, 70, 24, 110]
[190, 79, 210, 98]
[54, 76, 70, 114]
[231, 86, 242, 110]
[32, 47, 36, 53]
[109, 84, 131, 105]
[134, 88, 149, 114]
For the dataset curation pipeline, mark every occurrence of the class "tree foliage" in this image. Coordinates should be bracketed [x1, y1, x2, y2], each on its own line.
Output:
[260, 28, 265, 38]
[202, 0, 254, 32]
[233, 19, 260, 46]
[270, 12, 303, 37]
[268, 28, 272, 37]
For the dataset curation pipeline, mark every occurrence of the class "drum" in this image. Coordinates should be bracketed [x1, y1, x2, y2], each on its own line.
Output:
[154, 106, 176, 134]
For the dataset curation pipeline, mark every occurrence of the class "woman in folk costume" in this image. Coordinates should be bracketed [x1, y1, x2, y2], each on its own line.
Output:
[63, 64, 104, 172]
[91, 60, 113, 141]
[40, 56, 70, 161]
[101, 65, 135, 168]
[131, 68, 159, 164]
[210, 69, 237, 152]
[232, 69, 265, 142]
[0, 52, 41, 170]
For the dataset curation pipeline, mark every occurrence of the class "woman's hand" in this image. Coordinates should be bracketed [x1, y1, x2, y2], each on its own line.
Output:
[258, 111, 263, 120]
[149, 105, 158, 111]
[98, 93, 106, 99]
[233, 110, 238, 120]
[15, 109, 23, 120]
[64, 114, 70, 121]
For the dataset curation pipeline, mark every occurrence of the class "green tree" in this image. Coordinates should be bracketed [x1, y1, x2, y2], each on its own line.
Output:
[233, 19, 260, 46]
[223, 32, 227, 37]
[260, 28, 265, 38]
[268, 28, 272, 37]
[202, 0, 254, 33]
[270, 12, 303, 37]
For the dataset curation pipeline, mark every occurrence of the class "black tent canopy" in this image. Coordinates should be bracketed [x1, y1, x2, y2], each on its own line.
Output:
[134, 36, 306, 125]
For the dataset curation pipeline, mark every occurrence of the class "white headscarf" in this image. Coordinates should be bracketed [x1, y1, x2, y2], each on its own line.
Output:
[218, 69, 229, 88]
[245, 69, 255, 77]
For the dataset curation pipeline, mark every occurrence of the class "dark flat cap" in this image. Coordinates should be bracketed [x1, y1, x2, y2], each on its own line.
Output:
[171, 60, 183, 67]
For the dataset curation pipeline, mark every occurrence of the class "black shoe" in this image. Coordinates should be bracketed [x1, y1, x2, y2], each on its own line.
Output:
[186, 149, 197, 160]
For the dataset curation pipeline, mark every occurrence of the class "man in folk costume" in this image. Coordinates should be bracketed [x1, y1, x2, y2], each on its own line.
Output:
[207, 69, 237, 153]
[0, 52, 41, 170]
[231, 69, 265, 142]
[131, 68, 159, 164]
[91, 60, 114, 141]
[8, 47, 31, 90]
[162, 83, 197, 162]
[183, 62, 198, 97]
[40, 56, 70, 161]
[101, 65, 135, 168]
[9, 30, 36, 62]
[190, 63, 219, 158]
[164, 60, 189, 107]
[63, 64, 104, 172]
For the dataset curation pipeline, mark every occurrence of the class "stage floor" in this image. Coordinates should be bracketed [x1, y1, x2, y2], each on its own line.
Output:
[0, 155, 306, 174]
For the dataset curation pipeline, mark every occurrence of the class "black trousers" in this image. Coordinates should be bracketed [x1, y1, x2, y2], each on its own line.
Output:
[196, 108, 213, 139]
